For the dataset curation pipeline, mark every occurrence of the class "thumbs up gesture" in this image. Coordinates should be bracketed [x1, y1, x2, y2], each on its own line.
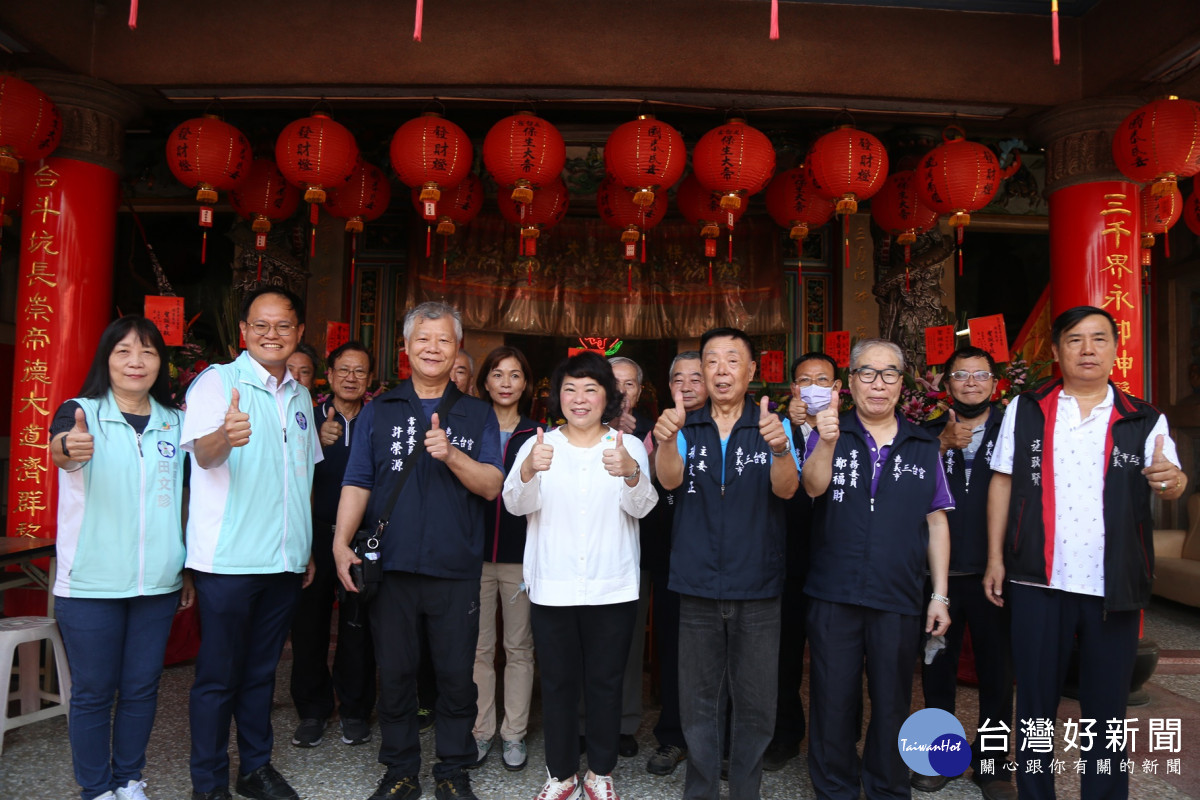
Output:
[758, 396, 788, 455]
[319, 406, 343, 447]
[654, 389, 688, 444]
[521, 427, 555, 481]
[223, 388, 251, 448]
[1143, 433, 1186, 498]
[603, 429, 638, 480]
[939, 409, 974, 454]
[425, 412, 452, 462]
[814, 406, 840, 444]
[63, 407, 95, 464]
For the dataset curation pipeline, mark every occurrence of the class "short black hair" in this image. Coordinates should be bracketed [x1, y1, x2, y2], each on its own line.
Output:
[476, 345, 534, 411]
[240, 285, 306, 325]
[943, 345, 996, 375]
[1051, 305, 1118, 348]
[77, 316, 180, 409]
[791, 352, 838, 379]
[292, 342, 320, 370]
[547, 351, 623, 423]
[700, 327, 756, 362]
[327, 340, 375, 374]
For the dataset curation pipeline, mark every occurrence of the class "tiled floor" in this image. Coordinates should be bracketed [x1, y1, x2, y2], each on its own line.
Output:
[4, 597, 1200, 799]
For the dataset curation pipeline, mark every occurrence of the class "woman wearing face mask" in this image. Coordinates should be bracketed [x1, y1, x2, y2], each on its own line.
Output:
[503, 352, 658, 800]
[49, 316, 192, 800]
[471, 346, 539, 771]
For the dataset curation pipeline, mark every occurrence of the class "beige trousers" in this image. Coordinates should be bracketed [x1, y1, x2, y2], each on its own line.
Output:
[472, 561, 535, 741]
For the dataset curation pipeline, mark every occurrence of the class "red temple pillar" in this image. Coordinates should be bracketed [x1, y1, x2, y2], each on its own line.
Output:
[5, 72, 138, 613]
[1031, 98, 1148, 397]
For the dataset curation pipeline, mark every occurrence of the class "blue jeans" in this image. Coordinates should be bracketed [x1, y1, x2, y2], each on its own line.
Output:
[55, 592, 180, 800]
[678, 594, 780, 800]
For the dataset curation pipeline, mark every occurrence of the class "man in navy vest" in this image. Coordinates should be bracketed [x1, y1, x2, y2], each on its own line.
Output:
[334, 302, 503, 800]
[655, 327, 800, 800]
[984, 306, 1187, 800]
[919, 345, 1014, 800]
[803, 338, 953, 800]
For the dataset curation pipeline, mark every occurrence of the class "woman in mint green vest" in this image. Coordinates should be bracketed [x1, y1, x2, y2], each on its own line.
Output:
[50, 315, 192, 800]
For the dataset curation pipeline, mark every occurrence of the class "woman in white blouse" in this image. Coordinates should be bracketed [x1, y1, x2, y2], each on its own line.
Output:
[503, 351, 657, 800]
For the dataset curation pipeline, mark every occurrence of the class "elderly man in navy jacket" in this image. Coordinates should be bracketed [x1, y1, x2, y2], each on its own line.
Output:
[919, 345, 1014, 800]
[803, 338, 952, 800]
[333, 302, 503, 800]
[984, 306, 1186, 800]
[655, 327, 800, 800]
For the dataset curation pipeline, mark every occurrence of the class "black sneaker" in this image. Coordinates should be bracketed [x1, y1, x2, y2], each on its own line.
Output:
[762, 738, 800, 771]
[434, 771, 478, 800]
[235, 764, 299, 800]
[369, 774, 421, 800]
[192, 790, 233, 800]
[341, 717, 372, 746]
[618, 734, 639, 757]
[646, 744, 687, 776]
[291, 718, 326, 748]
[418, 708, 435, 735]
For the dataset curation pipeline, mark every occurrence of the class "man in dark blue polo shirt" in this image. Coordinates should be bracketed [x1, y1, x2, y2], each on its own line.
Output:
[803, 338, 952, 800]
[333, 303, 503, 800]
[290, 341, 378, 750]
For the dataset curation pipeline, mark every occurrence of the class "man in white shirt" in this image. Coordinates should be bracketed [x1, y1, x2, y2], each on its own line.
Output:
[984, 305, 1187, 800]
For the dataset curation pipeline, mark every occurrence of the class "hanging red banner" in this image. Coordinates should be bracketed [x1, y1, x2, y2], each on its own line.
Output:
[145, 295, 185, 346]
[925, 325, 957, 367]
[325, 321, 350, 356]
[759, 350, 785, 384]
[825, 331, 850, 368]
[968, 314, 1010, 364]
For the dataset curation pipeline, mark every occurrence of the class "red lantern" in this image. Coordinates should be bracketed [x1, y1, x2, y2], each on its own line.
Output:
[411, 172, 484, 239]
[0, 75, 61, 173]
[765, 165, 837, 256]
[275, 112, 359, 253]
[692, 118, 776, 210]
[166, 115, 251, 263]
[870, 170, 939, 270]
[229, 158, 301, 279]
[498, 177, 569, 259]
[1113, 97, 1200, 196]
[677, 174, 748, 283]
[1140, 183, 1183, 266]
[598, 175, 667, 288]
[390, 112, 473, 220]
[325, 160, 393, 287]
[483, 111, 567, 206]
[1184, 190, 1200, 237]
[807, 125, 889, 215]
[604, 114, 686, 206]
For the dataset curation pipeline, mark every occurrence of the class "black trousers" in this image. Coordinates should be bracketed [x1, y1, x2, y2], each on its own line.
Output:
[531, 601, 637, 779]
[650, 569, 686, 749]
[774, 575, 807, 747]
[371, 572, 480, 780]
[290, 521, 377, 721]
[921, 573, 1013, 782]
[807, 599, 920, 800]
[1008, 583, 1140, 800]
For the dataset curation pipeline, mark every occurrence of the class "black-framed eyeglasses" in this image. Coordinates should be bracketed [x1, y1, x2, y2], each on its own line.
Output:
[949, 370, 994, 383]
[246, 321, 296, 337]
[792, 376, 834, 387]
[851, 367, 902, 385]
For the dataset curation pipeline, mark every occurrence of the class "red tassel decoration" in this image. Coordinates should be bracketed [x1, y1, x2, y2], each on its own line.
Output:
[426, 225, 432, 257]
[905, 266, 911, 293]
[129, 0, 138, 29]
[641, 232, 646, 264]
[628, 262, 633, 292]
[843, 215, 850, 270]
[256, 254, 263, 281]
[199, 205, 213, 264]
[1051, 0, 1060, 65]
[957, 226, 964, 276]
[769, 0, 779, 40]
[350, 232, 358, 285]
[201, 230, 208, 264]
[414, 0, 424, 41]
[708, 261, 713, 286]
[309, 203, 318, 257]
[1165, 232, 1171, 260]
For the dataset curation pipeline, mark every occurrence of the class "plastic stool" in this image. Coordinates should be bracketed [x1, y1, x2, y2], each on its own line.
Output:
[0, 616, 71, 754]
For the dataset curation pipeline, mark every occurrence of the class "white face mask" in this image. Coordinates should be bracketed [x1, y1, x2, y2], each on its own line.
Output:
[799, 385, 833, 413]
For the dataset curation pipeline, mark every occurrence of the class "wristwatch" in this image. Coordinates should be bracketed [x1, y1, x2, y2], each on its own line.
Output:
[624, 464, 641, 482]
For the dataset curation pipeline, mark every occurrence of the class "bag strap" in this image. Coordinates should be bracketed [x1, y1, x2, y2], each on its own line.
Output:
[370, 383, 463, 536]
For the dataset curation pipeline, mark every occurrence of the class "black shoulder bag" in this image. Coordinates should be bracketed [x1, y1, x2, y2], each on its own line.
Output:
[347, 386, 462, 603]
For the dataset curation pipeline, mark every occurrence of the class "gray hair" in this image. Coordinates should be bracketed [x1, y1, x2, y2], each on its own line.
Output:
[669, 350, 702, 379]
[457, 349, 475, 373]
[608, 356, 643, 386]
[403, 301, 463, 342]
[849, 338, 906, 372]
